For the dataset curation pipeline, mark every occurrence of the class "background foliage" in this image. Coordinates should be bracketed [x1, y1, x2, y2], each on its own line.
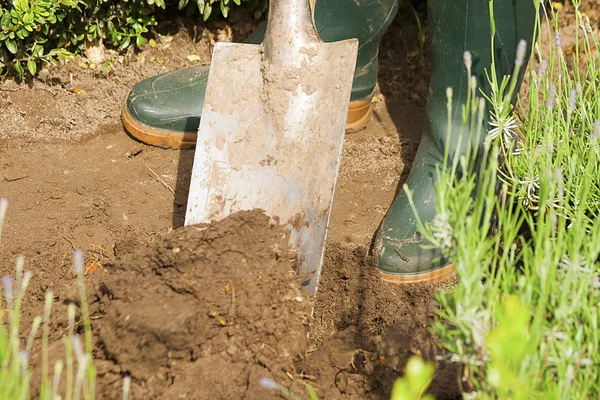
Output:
[0, 0, 266, 77]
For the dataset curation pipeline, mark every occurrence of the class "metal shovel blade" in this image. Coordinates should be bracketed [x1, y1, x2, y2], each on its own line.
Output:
[185, 0, 358, 295]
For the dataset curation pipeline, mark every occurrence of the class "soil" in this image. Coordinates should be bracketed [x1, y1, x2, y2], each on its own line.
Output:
[68, 210, 459, 400]
[1, 2, 591, 399]
[85, 210, 313, 399]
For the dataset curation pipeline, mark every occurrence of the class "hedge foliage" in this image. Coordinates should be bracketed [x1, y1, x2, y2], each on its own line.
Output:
[0, 0, 266, 77]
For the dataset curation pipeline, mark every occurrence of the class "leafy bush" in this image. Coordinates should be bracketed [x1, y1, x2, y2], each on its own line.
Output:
[0, 0, 261, 77]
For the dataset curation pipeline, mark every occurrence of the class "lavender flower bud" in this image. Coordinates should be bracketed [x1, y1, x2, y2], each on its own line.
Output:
[20, 350, 30, 365]
[446, 87, 453, 99]
[470, 75, 477, 90]
[568, 89, 577, 111]
[259, 378, 278, 390]
[547, 84, 557, 108]
[463, 51, 472, 70]
[26, 316, 42, 353]
[515, 39, 527, 66]
[576, 82, 582, 95]
[72, 335, 84, 361]
[0, 198, 7, 219]
[584, 17, 592, 34]
[2, 275, 13, 301]
[73, 249, 84, 274]
[554, 33, 562, 47]
[593, 120, 600, 140]
[478, 98, 486, 123]
[44, 290, 53, 315]
[123, 376, 132, 399]
[22, 270, 32, 292]
[68, 303, 76, 329]
[78, 353, 90, 371]
[538, 59, 548, 78]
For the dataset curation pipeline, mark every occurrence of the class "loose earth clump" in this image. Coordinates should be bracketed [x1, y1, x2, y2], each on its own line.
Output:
[83, 210, 312, 399]
[68, 210, 461, 399]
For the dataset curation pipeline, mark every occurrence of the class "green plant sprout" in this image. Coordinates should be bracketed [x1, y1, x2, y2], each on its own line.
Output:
[390, 356, 435, 400]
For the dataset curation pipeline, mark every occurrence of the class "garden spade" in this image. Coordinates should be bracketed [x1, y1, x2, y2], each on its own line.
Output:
[184, 0, 358, 295]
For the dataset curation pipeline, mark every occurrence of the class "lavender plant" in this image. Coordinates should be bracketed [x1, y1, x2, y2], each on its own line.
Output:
[404, 0, 599, 397]
[0, 198, 128, 399]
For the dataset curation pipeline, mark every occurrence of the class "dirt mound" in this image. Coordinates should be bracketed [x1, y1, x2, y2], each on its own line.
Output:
[70, 211, 461, 399]
[85, 210, 312, 399]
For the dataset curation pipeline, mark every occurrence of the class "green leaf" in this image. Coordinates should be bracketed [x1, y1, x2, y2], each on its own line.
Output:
[135, 35, 146, 47]
[14, 61, 24, 75]
[5, 39, 18, 54]
[1, 11, 11, 29]
[202, 3, 211, 20]
[178, 0, 188, 10]
[27, 59, 36, 75]
[233, 0, 240, 5]
[220, 1, 228, 18]
[197, 0, 205, 13]
[32, 45, 44, 58]
[120, 35, 131, 49]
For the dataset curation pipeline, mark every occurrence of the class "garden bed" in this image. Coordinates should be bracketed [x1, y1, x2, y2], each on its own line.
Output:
[1, 2, 597, 399]
[0, 7, 459, 399]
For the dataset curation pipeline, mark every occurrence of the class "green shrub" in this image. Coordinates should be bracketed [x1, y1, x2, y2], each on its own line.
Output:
[0, 0, 262, 78]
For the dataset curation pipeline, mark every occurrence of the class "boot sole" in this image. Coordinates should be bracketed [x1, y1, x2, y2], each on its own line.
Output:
[379, 263, 456, 285]
[121, 97, 373, 150]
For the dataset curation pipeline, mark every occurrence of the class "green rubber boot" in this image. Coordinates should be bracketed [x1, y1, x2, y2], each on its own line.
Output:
[122, 0, 398, 149]
[374, 0, 539, 283]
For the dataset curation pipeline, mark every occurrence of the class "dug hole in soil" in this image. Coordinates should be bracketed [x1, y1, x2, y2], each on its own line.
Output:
[0, 5, 475, 399]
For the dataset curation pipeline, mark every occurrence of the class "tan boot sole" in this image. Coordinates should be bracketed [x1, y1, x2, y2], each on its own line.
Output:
[121, 97, 373, 150]
[379, 263, 456, 285]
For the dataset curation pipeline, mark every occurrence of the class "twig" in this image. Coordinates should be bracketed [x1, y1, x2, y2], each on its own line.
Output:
[143, 161, 175, 195]
[35, 86, 57, 96]
[60, 234, 77, 250]
[394, 248, 409, 262]
[228, 283, 235, 324]
[89, 244, 115, 260]
[4, 175, 29, 182]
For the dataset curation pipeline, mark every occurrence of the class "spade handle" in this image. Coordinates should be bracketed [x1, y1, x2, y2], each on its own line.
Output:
[263, 0, 320, 67]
